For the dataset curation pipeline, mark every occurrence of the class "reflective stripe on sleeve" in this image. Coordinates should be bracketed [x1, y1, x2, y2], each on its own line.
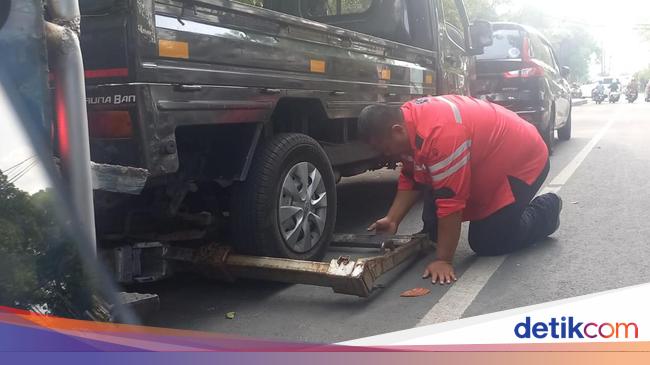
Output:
[431, 154, 470, 182]
[427, 140, 472, 173]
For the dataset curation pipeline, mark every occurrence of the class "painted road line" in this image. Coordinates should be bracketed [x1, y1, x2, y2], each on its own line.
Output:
[417, 256, 506, 325]
[547, 117, 616, 188]
[416, 114, 618, 327]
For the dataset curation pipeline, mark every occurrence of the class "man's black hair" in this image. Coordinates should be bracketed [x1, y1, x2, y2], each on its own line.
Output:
[357, 104, 403, 141]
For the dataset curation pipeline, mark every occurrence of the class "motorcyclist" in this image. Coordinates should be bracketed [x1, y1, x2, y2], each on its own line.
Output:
[593, 82, 605, 97]
[609, 79, 620, 93]
[626, 78, 639, 95]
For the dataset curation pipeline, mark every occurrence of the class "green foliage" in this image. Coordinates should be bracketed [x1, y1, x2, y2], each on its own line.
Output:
[634, 65, 650, 89]
[0, 170, 94, 317]
[464, 0, 510, 21]
[548, 26, 600, 82]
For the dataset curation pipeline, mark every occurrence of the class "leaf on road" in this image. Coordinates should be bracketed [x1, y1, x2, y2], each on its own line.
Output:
[225, 311, 236, 319]
[400, 287, 430, 297]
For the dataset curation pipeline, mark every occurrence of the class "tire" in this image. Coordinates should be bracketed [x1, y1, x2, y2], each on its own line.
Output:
[230, 133, 336, 261]
[557, 108, 572, 141]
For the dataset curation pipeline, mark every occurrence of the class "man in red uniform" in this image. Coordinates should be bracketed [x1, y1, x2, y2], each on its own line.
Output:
[358, 95, 562, 285]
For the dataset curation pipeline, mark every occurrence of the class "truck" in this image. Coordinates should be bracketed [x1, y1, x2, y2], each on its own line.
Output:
[79, 0, 492, 282]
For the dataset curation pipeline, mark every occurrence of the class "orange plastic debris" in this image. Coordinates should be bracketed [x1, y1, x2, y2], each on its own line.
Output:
[400, 287, 431, 297]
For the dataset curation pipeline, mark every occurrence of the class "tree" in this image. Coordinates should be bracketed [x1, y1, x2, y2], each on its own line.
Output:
[0, 170, 43, 308]
[0, 170, 94, 317]
[548, 26, 601, 82]
[633, 65, 650, 90]
[464, 0, 510, 22]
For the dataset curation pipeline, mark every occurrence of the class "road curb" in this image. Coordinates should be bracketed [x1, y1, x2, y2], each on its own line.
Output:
[572, 99, 588, 107]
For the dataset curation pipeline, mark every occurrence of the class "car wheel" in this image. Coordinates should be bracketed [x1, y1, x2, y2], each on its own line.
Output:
[230, 133, 336, 261]
[557, 108, 572, 141]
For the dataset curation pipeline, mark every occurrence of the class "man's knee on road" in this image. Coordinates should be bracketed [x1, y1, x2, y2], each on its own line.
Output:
[468, 237, 511, 256]
[468, 228, 519, 256]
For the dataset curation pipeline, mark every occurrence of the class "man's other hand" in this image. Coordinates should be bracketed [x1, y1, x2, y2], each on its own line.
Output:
[367, 217, 398, 235]
[422, 260, 457, 285]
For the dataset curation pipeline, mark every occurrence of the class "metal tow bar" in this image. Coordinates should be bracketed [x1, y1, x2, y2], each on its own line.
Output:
[163, 234, 432, 297]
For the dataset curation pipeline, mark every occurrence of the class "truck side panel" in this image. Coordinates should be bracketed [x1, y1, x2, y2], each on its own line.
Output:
[144, 0, 437, 118]
[84, 0, 441, 180]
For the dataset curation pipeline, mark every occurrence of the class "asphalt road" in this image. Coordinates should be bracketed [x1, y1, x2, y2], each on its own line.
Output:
[143, 98, 650, 343]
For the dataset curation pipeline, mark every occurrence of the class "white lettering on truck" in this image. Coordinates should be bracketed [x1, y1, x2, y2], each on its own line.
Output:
[86, 94, 136, 105]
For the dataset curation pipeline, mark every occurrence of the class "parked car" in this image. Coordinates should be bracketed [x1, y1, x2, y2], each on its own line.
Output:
[470, 22, 572, 151]
[79, 0, 492, 281]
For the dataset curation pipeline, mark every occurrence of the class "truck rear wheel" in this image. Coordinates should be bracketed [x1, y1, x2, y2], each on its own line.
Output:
[230, 133, 336, 261]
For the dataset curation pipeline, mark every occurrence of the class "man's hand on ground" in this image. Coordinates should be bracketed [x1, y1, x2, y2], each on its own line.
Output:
[422, 260, 457, 285]
[367, 217, 398, 235]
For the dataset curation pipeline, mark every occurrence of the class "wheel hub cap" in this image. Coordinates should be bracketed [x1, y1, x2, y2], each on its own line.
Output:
[278, 162, 327, 253]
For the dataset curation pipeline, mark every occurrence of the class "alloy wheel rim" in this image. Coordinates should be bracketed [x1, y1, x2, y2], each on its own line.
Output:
[278, 162, 327, 253]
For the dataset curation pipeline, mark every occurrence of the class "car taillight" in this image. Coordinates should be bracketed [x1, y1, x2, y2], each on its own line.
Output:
[502, 65, 545, 79]
[88, 111, 133, 138]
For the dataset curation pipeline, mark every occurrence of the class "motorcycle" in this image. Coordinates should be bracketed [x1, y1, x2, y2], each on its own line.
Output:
[592, 89, 606, 104]
[626, 89, 638, 103]
[609, 91, 621, 103]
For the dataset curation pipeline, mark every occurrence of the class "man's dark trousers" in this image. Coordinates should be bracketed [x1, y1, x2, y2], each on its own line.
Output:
[421, 160, 560, 255]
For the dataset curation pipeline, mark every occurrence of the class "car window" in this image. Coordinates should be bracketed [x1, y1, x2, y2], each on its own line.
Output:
[405, 0, 433, 49]
[235, 0, 266, 7]
[530, 35, 553, 67]
[546, 44, 560, 72]
[235, 0, 302, 16]
[441, 0, 465, 48]
[300, 0, 373, 18]
[476, 29, 523, 60]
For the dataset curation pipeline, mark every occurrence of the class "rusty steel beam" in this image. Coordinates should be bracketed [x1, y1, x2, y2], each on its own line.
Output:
[329, 233, 422, 249]
[163, 235, 432, 297]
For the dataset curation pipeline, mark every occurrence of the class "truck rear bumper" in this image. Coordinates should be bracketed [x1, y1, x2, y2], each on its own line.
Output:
[91, 162, 149, 195]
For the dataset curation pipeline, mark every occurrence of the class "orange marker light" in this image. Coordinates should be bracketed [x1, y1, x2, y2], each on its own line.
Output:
[380, 67, 391, 80]
[159, 39, 189, 59]
[310, 59, 326, 73]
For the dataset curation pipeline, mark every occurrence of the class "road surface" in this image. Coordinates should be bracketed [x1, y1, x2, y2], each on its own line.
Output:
[143, 99, 650, 343]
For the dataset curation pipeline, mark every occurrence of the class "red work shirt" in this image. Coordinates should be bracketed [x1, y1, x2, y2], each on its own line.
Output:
[398, 95, 548, 221]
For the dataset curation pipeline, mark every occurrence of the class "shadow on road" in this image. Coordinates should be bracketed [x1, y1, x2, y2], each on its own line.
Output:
[334, 171, 399, 233]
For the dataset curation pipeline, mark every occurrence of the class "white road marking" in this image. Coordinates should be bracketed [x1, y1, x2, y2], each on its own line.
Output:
[547, 118, 616, 187]
[416, 114, 618, 327]
[417, 256, 506, 325]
